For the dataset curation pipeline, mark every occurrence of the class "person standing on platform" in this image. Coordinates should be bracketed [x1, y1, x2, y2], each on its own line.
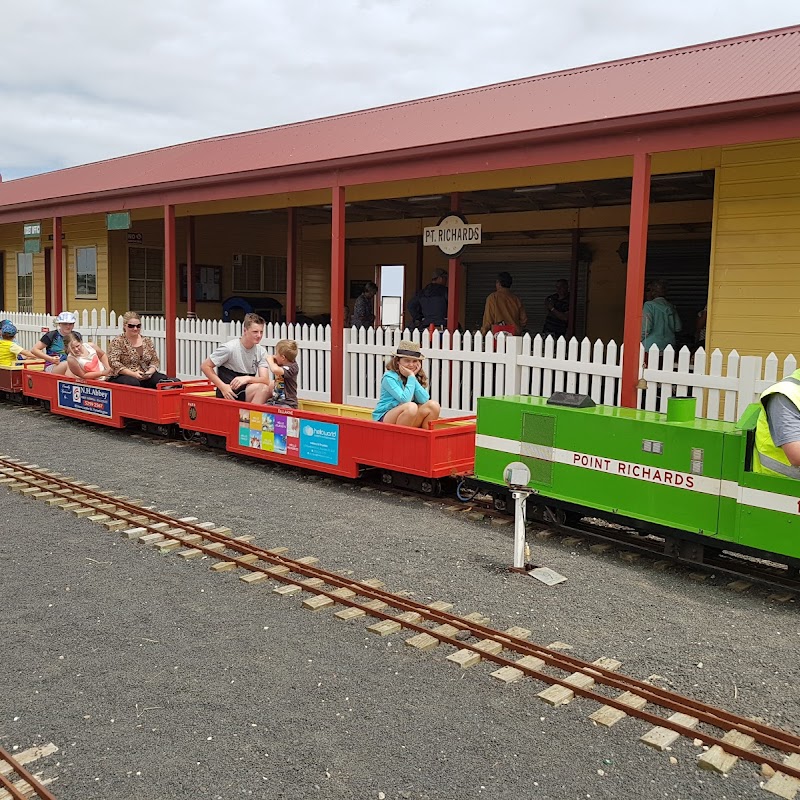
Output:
[408, 268, 448, 330]
[351, 282, 378, 329]
[542, 279, 571, 340]
[641, 280, 682, 352]
[480, 272, 528, 335]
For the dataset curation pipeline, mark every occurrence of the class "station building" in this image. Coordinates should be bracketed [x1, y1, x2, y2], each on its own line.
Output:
[0, 25, 799, 405]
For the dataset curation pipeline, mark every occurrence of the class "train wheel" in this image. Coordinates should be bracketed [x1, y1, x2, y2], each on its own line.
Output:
[544, 506, 567, 526]
[181, 428, 195, 442]
[381, 472, 393, 485]
[420, 479, 440, 495]
[493, 495, 508, 512]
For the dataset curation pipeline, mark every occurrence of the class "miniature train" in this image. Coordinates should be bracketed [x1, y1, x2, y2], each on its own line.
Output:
[467, 393, 800, 566]
[3, 362, 799, 571]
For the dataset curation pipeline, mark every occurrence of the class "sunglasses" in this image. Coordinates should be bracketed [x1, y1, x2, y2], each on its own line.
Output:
[127, 323, 142, 329]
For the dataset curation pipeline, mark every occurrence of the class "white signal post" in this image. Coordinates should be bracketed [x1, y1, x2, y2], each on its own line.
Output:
[504, 461, 533, 572]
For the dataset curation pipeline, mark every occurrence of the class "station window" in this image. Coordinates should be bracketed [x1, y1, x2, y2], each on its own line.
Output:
[76, 246, 97, 298]
[233, 254, 287, 294]
[16, 252, 33, 313]
[128, 246, 164, 314]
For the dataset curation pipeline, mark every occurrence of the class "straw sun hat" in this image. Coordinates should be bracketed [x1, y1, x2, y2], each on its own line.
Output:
[390, 340, 425, 360]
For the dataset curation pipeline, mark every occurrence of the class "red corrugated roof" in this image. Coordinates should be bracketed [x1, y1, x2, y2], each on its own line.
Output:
[2, 25, 799, 208]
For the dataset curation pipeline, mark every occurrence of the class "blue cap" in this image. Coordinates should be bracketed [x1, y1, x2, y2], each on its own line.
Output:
[1, 321, 17, 336]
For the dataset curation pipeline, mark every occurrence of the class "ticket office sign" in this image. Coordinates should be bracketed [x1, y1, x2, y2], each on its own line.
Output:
[58, 381, 113, 418]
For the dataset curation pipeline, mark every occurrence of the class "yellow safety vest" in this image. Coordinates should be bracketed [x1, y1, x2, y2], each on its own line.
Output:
[754, 369, 800, 478]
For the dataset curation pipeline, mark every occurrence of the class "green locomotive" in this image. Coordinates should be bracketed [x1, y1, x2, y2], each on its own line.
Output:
[471, 394, 800, 567]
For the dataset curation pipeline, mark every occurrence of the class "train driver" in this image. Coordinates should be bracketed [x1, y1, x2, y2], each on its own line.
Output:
[753, 369, 800, 479]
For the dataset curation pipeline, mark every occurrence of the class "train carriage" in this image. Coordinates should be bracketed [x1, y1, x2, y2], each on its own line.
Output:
[180, 390, 476, 491]
[470, 393, 800, 567]
[21, 365, 210, 434]
[0, 364, 25, 399]
[0, 362, 45, 400]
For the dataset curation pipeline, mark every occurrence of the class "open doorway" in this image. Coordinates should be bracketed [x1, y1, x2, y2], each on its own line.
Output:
[379, 264, 404, 328]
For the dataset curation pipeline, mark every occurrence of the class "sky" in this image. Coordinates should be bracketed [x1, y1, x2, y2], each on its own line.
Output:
[2, 0, 798, 182]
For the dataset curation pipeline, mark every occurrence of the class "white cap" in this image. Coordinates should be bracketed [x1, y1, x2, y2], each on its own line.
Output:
[56, 311, 77, 325]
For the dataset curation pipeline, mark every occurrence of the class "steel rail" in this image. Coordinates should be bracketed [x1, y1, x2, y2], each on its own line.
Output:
[0, 746, 58, 800]
[3, 458, 800, 779]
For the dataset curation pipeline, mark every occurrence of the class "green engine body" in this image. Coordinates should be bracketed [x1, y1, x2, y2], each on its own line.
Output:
[474, 395, 800, 562]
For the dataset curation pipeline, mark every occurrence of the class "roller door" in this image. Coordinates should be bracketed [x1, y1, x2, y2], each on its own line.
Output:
[462, 245, 588, 337]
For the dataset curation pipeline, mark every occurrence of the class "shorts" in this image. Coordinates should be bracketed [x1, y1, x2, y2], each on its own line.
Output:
[216, 387, 248, 402]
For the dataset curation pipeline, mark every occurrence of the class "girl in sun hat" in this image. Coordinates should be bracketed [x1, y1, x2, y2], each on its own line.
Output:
[372, 340, 441, 428]
[31, 311, 81, 374]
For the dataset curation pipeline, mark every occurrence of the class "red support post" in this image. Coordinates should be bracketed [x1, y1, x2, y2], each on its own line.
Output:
[164, 204, 177, 378]
[330, 186, 346, 404]
[446, 192, 461, 332]
[52, 216, 63, 315]
[620, 152, 652, 408]
[186, 216, 195, 316]
[286, 208, 297, 324]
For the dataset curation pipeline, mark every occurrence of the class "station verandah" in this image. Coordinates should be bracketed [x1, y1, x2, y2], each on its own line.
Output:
[1, 156, 715, 355]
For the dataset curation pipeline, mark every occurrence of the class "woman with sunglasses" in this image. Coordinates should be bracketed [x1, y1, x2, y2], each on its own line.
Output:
[107, 311, 171, 388]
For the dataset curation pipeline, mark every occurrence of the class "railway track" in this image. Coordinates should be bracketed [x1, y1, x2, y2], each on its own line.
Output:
[0, 743, 59, 800]
[2, 455, 800, 797]
[10, 403, 800, 595]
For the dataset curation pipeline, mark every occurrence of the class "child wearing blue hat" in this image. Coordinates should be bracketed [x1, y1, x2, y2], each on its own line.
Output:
[0, 321, 37, 367]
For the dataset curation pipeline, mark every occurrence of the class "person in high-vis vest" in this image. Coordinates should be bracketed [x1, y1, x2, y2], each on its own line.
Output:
[753, 369, 800, 479]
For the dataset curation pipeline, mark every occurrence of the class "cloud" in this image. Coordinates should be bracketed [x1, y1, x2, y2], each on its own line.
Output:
[1, 0, 797, 180]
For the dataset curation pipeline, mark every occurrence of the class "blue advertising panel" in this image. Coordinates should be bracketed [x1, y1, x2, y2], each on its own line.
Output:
[57, 381, 113, 419]
[299, 420, 339, 465]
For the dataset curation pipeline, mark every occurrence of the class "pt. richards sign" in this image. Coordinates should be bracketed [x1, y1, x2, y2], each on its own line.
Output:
[423, 213, 481, 257]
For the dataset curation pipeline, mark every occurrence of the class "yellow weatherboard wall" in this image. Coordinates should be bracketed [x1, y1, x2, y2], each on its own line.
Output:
[710, 139, 800, 358]
[0, 215, 109, 314]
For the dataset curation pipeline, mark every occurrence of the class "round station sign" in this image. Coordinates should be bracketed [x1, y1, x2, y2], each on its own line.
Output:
[423, 213, 482, 257]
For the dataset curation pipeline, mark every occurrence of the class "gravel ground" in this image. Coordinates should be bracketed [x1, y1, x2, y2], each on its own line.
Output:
[1, 403, 798, 800]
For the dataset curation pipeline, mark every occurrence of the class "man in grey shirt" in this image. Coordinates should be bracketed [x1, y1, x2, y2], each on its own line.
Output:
[201, 313, 273, 403]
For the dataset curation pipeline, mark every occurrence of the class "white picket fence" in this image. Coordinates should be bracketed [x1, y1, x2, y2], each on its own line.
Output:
[2, 308, 795, 419]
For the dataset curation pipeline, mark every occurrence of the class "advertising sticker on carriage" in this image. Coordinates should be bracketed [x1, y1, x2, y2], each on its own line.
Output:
[238, 410, 299, 456]
[299, 420, 339, 465]
[57, 381, 112, 419]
